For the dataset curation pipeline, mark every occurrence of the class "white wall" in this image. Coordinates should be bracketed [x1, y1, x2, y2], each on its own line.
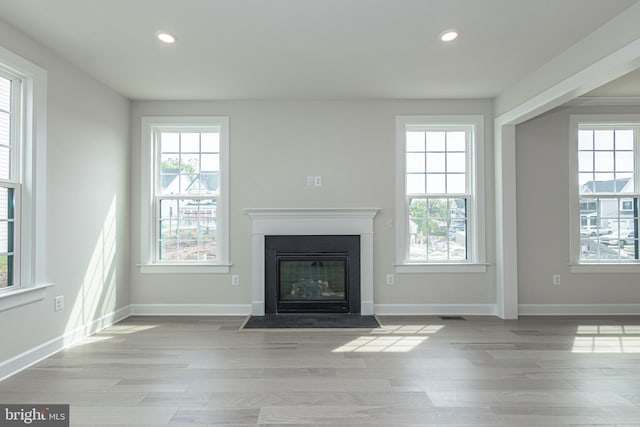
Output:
[130, 99, 496, 313]
[516, 104, 640, 307]
[0, 19, 130, 370]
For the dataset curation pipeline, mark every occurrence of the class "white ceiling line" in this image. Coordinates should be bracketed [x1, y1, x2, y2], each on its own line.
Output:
[496, 1, 640, 118]
[496, 37, 640, 126]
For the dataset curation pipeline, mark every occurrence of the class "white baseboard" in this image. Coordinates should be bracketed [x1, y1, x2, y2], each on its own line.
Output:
[519, 304, 640, 316]
[0, 305, 131, 382]
[130, 304, 251, 316]
[374, 304, 497, 316]
[375, 304, 640, 317]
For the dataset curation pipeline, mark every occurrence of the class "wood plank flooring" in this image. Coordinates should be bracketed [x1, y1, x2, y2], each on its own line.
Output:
[1, 315, 640, 426]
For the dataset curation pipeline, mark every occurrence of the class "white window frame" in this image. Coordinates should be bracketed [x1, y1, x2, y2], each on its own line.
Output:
[0, 46, 51, 312]
[0, 68, 22, 290]
[395, 115, 486, 273]
[569, 114, 640, 273]
[139, 116, 230, 274]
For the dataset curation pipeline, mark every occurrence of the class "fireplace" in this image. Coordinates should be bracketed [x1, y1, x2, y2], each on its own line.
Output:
[245, 208, 379, 316]
[265, 235, 360, 314]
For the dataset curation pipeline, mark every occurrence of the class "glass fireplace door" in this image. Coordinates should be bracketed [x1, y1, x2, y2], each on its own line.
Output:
[277, 256, 349, 313]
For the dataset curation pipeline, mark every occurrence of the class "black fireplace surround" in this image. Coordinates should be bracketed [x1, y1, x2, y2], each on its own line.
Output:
[265, 235, 361, 314]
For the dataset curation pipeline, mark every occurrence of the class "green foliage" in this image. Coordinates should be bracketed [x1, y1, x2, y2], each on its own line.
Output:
[162, 158, 197, 178]
[409, 199, 448, 236]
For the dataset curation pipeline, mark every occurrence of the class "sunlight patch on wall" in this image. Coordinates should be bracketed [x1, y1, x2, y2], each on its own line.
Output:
[64, 195, 118, 346]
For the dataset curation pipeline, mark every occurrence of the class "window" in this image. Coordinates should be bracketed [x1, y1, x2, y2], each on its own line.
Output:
[571, 115, 639, 267]
[0, 71, 18, 289]
[140, 117, 229, 273]
[395, 115, 485, 272]
[0, 46, 49, 311]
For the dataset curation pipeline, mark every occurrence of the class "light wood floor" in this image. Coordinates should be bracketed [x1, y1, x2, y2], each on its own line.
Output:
[1, 315, 640, 426]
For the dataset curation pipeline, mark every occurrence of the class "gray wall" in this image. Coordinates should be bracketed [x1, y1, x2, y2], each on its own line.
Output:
[130, 100, 497, 309]
[0, 19, 130, 363]
[516, 105, 640, 305]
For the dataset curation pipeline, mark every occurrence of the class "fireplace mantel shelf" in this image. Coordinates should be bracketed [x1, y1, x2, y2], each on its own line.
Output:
[244, 208, 380, 218]
[245, 207, 380, 316]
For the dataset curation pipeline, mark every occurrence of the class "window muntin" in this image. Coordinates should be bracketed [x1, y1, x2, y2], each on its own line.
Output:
[0, 187, 15, 288]
[408, 197, 468, 261]
[141, 116, 229, 271]
[0, 71, 19, 289]
[578, 128, 634, 194]
[405, 129, 467, 195]
[0, 45, 48, 310]
[397, 116, 483, 267]
[154, 129, 221, 263]
[158, 131, 220, 196]
[576, 123, 639, 263]
[0, 75, 12, 180]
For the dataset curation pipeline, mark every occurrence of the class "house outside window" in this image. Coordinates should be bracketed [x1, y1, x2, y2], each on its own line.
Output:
[140, 117, 229, 273]
[570, 115, 639, 267]
[395, 115, 485, 273]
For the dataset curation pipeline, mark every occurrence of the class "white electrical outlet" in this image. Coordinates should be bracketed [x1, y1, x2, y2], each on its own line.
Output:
[386, 274, 394, 285]
[552, 274, 561, 286]
[232, 274, 240, 285]
[307, 176, 314, 186]
[54, 295, 64, 312]
[314, 175, 322, 187]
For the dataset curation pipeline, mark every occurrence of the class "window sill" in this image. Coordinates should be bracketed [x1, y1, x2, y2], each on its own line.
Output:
[0, 283, 54, 312]
[570, 263, 640, 273]
[138, 263, 231, 274]
[394, 263, 487, 273]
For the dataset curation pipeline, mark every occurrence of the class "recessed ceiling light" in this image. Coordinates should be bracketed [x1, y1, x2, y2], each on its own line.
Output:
[440, 30, 459, 42]
[156, 32, 176, 44]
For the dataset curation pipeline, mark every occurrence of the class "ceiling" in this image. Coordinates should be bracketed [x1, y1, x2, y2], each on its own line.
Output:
[0, 0, 638, 101]
[586, 68, 640, 97]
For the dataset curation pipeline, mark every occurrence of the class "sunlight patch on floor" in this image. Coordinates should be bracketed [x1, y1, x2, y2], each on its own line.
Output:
[576, 325, 640, 335]
[332, 323, 443, 352]
[71, 335, 114, 347]
[374, 324, 444, 335]
[106, 324, 159, 334]
[332, 336, 428, 353]
[573, 325, 640, 353]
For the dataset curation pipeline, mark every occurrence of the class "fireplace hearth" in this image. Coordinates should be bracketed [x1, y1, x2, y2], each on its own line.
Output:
[265, 235, 360, 314]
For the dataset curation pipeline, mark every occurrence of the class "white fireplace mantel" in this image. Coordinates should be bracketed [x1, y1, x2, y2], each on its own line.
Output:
[245, 208, 380, 316]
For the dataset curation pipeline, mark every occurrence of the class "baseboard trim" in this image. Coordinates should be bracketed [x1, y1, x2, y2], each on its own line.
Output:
[0, 305, 131, 382]
[130, 304, 252, 316]
[374, 304, 498, 316]
[519, 304, 640, 316]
